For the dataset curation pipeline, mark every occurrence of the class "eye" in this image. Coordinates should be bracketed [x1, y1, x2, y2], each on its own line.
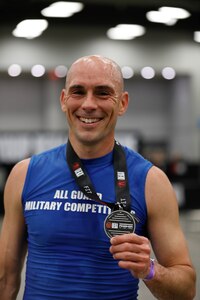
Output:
[73, 88, 84, 95]
[69, 86, 86, 97]
[95, 87, 113, 98]
[73, 90, 84, 96]
[97, 90, 110, 96]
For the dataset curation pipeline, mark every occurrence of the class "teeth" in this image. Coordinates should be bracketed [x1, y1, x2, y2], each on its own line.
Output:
[80, 117, 99, 124]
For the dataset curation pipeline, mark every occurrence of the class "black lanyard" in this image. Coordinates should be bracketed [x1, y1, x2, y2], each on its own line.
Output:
[66, 140, 131, 212]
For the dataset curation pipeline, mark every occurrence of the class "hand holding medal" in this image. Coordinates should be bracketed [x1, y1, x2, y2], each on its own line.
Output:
[109, 233, 153, 280]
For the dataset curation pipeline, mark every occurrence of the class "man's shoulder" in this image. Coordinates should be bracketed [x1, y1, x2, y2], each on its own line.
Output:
[32, 143, 66, 160]
[124, 146, 151, 164]
[5, 158, 31, 197]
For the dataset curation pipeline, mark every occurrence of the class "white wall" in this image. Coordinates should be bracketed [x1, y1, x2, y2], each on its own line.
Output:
[0, 25, 200, 161]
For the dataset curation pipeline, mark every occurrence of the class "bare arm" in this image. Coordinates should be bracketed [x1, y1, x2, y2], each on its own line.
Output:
[110, 166, 196, 300]
[143, 166, 196, 299]
[0, 159, 30, 300]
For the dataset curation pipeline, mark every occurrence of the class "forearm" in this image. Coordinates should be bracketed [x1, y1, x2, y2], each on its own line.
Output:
[143, 261, 196, 300]
[0, 274, 21, 300]
[0, 287, 19, 300]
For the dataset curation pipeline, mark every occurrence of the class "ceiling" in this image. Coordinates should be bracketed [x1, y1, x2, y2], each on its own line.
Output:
[0, 0, 200, 33]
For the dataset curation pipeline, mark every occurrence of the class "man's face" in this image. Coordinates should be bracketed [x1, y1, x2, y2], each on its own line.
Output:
[60, 58, 128, 147]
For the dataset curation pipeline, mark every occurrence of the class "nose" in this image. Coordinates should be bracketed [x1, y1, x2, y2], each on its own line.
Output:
[81, 93, 97, 110]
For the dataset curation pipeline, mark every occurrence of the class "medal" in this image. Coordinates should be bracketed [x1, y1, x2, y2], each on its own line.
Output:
[104, 210, 136, 238]
[67, 140, 140, 239]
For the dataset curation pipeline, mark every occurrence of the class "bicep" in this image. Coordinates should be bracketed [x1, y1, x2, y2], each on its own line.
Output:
[145, 166, 192, 267]
[0, 160, 29, 276]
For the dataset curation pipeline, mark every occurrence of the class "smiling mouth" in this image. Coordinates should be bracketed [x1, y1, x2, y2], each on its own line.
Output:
[79, 117, 101, 124]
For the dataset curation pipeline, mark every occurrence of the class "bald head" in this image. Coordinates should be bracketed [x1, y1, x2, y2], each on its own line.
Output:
[65, 55, 124, 93]
[60, 54, 129, 154]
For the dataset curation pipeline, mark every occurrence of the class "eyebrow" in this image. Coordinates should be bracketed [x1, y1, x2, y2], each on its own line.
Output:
[68, 84, 114, 92]
[68, 84, 83, 90]
[95, 85, 113, 89]
[94, 85, 115, 94]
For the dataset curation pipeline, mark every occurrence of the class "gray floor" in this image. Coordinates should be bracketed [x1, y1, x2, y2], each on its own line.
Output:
[0, 210, 199, 299]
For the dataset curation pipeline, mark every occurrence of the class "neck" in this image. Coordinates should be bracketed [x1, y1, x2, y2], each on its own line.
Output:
[68, 138, 115, 159]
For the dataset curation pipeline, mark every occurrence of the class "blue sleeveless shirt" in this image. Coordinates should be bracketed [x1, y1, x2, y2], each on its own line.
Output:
[22, 143, 152, 300]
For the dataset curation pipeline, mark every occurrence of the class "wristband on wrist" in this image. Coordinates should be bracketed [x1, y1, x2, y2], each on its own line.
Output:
[143, 258, 155, 281]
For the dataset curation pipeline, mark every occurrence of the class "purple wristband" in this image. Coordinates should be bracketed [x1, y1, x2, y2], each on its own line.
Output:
[143, 259, 155, 281]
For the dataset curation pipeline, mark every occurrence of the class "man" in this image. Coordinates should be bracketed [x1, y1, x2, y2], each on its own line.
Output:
[0, 55, 196, 299]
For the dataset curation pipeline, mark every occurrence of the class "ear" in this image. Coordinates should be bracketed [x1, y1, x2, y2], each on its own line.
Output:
[60, 89, 67, 112]
[118, 91, 129, 116]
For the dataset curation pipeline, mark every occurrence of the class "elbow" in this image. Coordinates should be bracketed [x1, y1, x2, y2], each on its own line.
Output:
[0, 273, 21, 299]
[186, 288, 196, 300]
[187, 269, 196, 300]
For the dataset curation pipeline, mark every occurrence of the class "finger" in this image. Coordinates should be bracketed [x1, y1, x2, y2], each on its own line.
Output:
[110, 242, 142, 255]
[118, 260, 150, 279]
[112, 251, 141, 261]
[114, 254, 151, 279]
[118, 259, 148, 272]
[110, 233, 148, 246]
[112, 249, 150, 263]
[110, 238, 151, 256]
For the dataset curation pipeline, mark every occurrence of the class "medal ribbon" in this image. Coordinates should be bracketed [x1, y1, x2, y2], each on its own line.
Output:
[67, 139, 131, 212]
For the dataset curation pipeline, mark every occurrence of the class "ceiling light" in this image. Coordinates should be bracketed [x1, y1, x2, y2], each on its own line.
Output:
[54, 65, 68, 78]
[146, 6, 190, 26]
[141, 67, 155, 79]
[31, 65, 46, 77]
[146, 11, 177, 25]
[121, 66, 134, 79]
[12, 19, 48, 39]
[194, 31, 200, 43]
[8, 64, 22, 77]
[159, 7, 191, 19]
[107, 24, 145, 40]
[162, 67, 176, 80]
[41, 1, 84, 18]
